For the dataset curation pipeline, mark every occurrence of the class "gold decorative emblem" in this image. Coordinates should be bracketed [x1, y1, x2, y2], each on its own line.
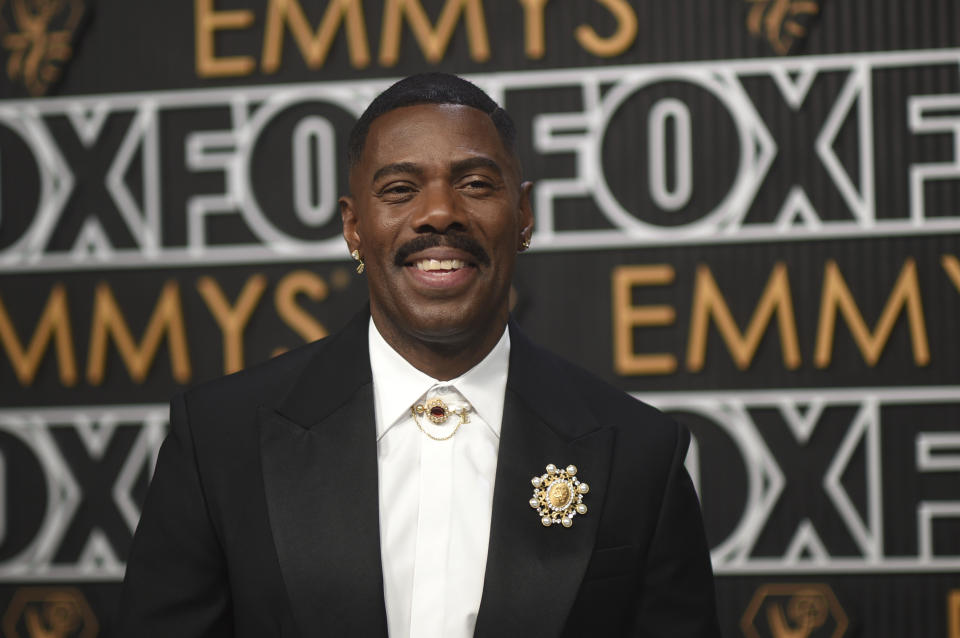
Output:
[741, 583, 848, 638]
[529, 463, 589, 528]
[745, 0, 820, 55]
[1, 587, 99, 638]
[0, 0, 86, 96]
[413, 397, 464, 425]
[411, 397, 470, 441]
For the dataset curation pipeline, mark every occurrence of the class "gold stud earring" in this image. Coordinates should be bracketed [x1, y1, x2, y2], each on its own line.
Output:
[520, 238, 531, 251]
[351, 249, 365, 274]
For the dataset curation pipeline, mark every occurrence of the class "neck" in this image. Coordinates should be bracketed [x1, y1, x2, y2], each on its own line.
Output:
[370, 312, 508, 381]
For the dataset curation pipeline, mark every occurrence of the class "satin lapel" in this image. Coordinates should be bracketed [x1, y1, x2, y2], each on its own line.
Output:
[259, 312, 388, 637]
[474, 327, 615, 637]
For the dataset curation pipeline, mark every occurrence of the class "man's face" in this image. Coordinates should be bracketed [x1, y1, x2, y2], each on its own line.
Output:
[341, 103, 533, 350]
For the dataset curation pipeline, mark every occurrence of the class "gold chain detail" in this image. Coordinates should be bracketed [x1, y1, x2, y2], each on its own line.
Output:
[410, 404, 467, 441]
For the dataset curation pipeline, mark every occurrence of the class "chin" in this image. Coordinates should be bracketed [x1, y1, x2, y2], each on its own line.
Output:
[410, 299, 502, 339]
[410, 310, 477, 342]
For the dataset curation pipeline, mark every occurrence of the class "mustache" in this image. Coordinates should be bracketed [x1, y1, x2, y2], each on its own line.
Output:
[394, 233, 490, 267]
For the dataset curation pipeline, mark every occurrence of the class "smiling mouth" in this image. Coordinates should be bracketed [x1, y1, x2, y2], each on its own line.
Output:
[394, 234, 490, 268]
[404, 256, 478, 289]
[413, 258, 469, 272]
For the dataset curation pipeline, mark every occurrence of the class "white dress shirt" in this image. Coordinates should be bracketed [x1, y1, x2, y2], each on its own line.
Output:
[369, 318, 509, 638]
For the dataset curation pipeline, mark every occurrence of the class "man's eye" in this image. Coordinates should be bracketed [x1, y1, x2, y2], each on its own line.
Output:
[380, 184, 416, 199]
[462, 179, 492, 191]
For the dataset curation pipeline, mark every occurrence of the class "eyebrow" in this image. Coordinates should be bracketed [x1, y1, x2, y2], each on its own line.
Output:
[370, 156, 505, 184]
[450, 156, 504, 178]
[372, 162, 423, 183]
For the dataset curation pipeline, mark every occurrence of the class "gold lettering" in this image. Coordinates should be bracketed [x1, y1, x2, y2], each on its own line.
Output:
[380, 0, 490, 66]
[518, 0, 549, 59]
[87, 281, 191, 384]
[261, 0, 370, 73]
[612, 265, 677, 375]
[948, 589, 960, 638]
[686, 262, 800, 372]
[575, 0, 637, 58]
[276, 271, 328, 344]
[0, 285, 77, 386]
[942, 254, 960, 294]
[747, 0, 821, 55]
[195, 0, 256, 78]
[814, 259, 929, 368]
[197, 275, 268, 374]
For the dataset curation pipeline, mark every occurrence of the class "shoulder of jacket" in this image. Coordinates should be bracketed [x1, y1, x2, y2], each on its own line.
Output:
[514, 330, 679, 439]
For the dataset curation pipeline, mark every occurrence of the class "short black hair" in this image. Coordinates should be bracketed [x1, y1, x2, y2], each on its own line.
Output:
[347, 72, 518, 168]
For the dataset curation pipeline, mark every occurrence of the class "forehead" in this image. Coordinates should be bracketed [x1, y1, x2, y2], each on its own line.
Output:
[356, 103, 514, 176]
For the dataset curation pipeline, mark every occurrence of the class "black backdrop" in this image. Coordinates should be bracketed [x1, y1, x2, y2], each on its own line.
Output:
[1, 1, 959, 636]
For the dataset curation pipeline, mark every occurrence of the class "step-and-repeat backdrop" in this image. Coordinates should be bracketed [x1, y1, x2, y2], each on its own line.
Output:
[1, 1, 959, 636]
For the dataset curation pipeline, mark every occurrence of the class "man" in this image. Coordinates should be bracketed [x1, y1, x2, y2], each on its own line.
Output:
[119, 73, 721, 637]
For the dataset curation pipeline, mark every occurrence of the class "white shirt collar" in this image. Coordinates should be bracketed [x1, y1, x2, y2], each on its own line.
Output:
[368, 317, 510, 441]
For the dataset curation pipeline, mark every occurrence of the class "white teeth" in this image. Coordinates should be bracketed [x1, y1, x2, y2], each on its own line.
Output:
[415, 258, 466, 271]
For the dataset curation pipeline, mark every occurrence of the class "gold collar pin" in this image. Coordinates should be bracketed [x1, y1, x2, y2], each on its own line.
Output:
[411, 397, 470, 441]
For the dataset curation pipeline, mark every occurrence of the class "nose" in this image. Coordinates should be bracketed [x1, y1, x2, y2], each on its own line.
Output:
[411, 182, 467, 234]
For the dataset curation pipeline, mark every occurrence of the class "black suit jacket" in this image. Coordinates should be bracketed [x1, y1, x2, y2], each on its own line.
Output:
[119, 311, 721, 637]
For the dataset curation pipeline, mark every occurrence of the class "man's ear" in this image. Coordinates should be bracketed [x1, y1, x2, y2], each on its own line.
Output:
[340, 196, 360, 254]
[518, 181, 534, 247]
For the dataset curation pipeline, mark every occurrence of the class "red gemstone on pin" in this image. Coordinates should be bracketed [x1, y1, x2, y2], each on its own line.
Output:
[430, 406, 446, 418]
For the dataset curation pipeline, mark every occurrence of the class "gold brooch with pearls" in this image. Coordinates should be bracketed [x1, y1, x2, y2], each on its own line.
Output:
[529, 464, 589, 528]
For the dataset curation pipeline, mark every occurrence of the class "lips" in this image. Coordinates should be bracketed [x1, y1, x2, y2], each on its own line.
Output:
[414, 258, 467, 271]
[403, 249, 477, 290]
[394, 235, 488, 291]
[394, 233, 490, 268]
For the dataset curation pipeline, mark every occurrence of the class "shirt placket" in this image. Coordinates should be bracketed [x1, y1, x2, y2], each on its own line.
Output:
[408, 386, 459, 636]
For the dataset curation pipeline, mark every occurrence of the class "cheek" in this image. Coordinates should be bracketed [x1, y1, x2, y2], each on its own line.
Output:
[474, 213, 517, 247]
[359, 219, 400, 255]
